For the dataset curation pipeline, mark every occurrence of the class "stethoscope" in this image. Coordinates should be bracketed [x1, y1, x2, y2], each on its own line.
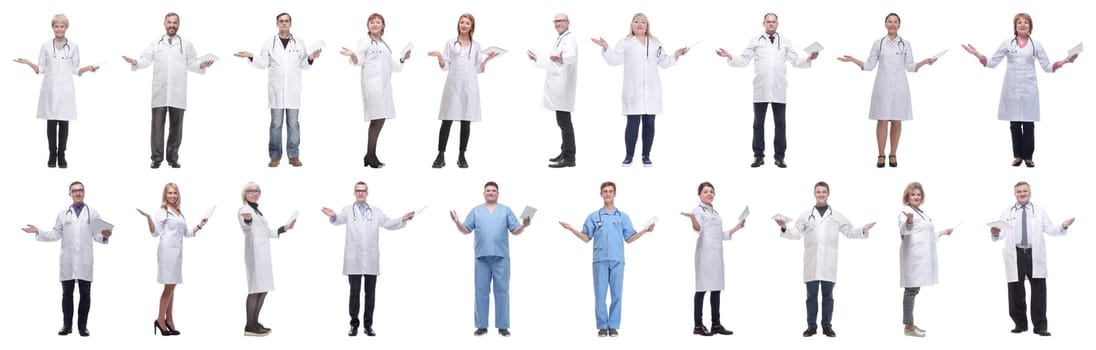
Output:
[157, 35, 186, 55]
[273, 33, 300, 52]
[554, 31, 571, 49]
[352, 204, 374, 221]
[698, 203, 718, 216]
[367, 38, 391, 55]
[452, 40, 474, 58]
[594, 210, 622, 232]
[1008, 37, 1038, 58]
[1007, 203, 1037, 221]
[65, 204, 92, 224]
[879, 36, 907, 56]
[758, 32, 781, 49]
[806, 206, 831, 223]
[637, 35, 663, 60]
[51, 38, 72, 59]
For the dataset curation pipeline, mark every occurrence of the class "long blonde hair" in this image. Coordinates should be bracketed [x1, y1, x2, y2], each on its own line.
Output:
[457, 13, 475, 41]
[627, 13, 657, 41]
[161, 183, 182, 213]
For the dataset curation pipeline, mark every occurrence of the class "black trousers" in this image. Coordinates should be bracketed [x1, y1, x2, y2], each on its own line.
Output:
[151, 107, 185, 163]
[752, 102, 787, 160]
[1008, 247, 1047, 331]
[693, 291, 722, 327]
[46, 120, 70, 154]
[556, 111, 576, 160]
[1009, 122, 1035, 159]
[349, 274, 378, 328]
[61, 279, 91, 330]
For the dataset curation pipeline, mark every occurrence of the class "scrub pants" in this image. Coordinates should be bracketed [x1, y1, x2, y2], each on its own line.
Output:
[593, 260, 624, 329]
[474, 256, 510, 329]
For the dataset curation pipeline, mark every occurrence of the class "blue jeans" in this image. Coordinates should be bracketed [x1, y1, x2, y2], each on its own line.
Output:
[805, 280, 835, 330]
[474, 256, 510, 329]
[624, 115, 655, 160]
[593, 260, 625, 329]
[269, 109, 300, 159]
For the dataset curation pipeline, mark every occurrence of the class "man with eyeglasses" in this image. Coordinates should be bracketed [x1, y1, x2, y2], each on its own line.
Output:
[989, 181, 1073, 336]
[773, 181, 874, 338]
[528, 13, 578, 168]
[21, 181, 113, 337]
[448, 181, 532, 337]
[321, 181, 414, 337]
[234, 12, 322, 168]
[124, 12, 215, 169]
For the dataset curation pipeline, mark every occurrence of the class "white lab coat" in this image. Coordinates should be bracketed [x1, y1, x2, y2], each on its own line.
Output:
[250, 35, 313, 109]
[35, 39, 80, 121]
[438, 39, 483, 121]
[863, 37, 916, 121]
[534, 31, 578, 112]
[991, 203, 1067, 282]
[153, 208, 195, 285]
[132, 35, 206, 109]
[692, 203, 732, 291]
[985, 39, 1055, 122]
[898, 205, 939, 288]
[238, 204, 280, 293]
[330, 204, 407, 275]
[353, 37, 404, 120]
[729, 33, 812, 103]
[36, 205, 109, 281]
[602, 36, 678, 115]
[781, 206, 868, 282]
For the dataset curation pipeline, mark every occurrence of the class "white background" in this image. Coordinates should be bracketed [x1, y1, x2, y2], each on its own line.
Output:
[1, 0, 1092, 349]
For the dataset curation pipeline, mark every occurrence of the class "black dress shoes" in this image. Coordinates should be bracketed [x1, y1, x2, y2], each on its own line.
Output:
[1034, 329, 1050, 336]
[693, 325, 712, 336]
[348, 326, 358, 336]
[151, 161, 162, 169]
[597, 329, 608, 337]
[802, 328, 817, 337]
[549, 158, 576, 168]
[474, 328, 488, 336]
[549, 153, 563, 162]
[432, 152, 445, 168]
[364, 327, 376, 337]
[457, 153, 469, 168]
[78, 328, 90, 337]
[58, 327, 72, 336]
[822, 327, 836, 337]
[751, 157, 764, 168]
[168, 161, 181, 168]
[498, 328, 510, 337]
[1011, 327, 1027, 333]
[710, 324, 733, 335]
[775, 159, 787, 168]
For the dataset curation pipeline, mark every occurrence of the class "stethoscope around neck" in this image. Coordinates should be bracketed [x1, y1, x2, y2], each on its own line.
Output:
[1008, 37, 1038, 57]
[353, 204, 374, 221]
[158, 35, 186, 54]
[66, 204, 92, 224]
[759, 32, 781, 49]
[880, 36, 907, 55]
[1008, 203, 1037, 221]
[634, 35, 663, 60]
[51, 38, 72, 59]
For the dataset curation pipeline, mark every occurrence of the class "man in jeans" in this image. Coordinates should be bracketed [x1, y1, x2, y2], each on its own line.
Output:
[234, 12, 321, 167]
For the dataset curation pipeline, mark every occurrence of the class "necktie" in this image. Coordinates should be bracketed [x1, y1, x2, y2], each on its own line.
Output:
[769, 34, 775, 44]
[1020, 205, 1028, 247]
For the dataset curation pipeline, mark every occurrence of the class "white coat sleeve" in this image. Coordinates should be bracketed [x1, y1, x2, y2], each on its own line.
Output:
[475, 42, 485, 73]
[984, 40, 1009, 68]
[298, 38, 313, 71]
[70, 44, 81, 75]
[836, 213, 868, 239]
[391, 49, 405, 73]
[655, 41, 678, 69]
[601, 38, 627, 66]
[991, 209, 1010, 242]
[728, 39, 756, 67]
[1040, 208, 1067, 237]
[377, 208, 408, 231]
[786, 39, 811, 69]
[863, 40, 881, 71]
[238, 206, 255, 235]
[185, 41, 206, 74]
[152, 209, 168, 237]
[898, 211, 915, 236]
[36, 212, 65, 242]
[91, 209, 109, 244]
[133, 42, 155, 71]
[36, 43, 49, 75]
[560, 37, 578, 67]
[780, 211, 810, 240]
[183, 216, 196, 238]
[1034, 43, 1054, 73]
[440, 41, 452, 72]
[691, 207, 705, 233]
[251, 42, 272, 69]
[330, 207, 349, 226]
[904, 41, 917, 72]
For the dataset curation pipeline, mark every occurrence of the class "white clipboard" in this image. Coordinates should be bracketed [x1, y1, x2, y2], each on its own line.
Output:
[401, 42, 414, 57]
[1068, 42, 1083, 56]
[642, 216, 658, 229]
[482, 46, 508, 56]
[932, 49, 948, 59]
[772, 213, 793, 223]
[414, 205, 428, 216]
[197, 54, 220, 62]
[89, 218, 114, 234]
[309, 41, 326, 53]
[738, 206, 750, 222]
[804, 42, 824, 54]
[286, 210, 299, 227]
[520, 206, 537, 220]
[202, 205, 217, 220]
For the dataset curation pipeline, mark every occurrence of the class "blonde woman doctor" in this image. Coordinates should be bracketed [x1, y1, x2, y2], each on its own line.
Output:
[340, 13, 410, 169]
[137, 182, 208, 336]
[896, 182, 952, 337]
[237, 182, 296, 336]
[592, 13, 687, 168]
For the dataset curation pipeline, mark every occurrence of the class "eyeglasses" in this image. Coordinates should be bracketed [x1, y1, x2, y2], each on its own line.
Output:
[278, 19, 291, 23]
[355, 190, 368, 194]
[70, 189, 85, 194]
[245, 189, 261, 193]
[553, 19, 568, 23]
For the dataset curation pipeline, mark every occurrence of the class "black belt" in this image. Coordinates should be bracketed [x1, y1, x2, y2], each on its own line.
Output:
[1016, 246, 1033, 254]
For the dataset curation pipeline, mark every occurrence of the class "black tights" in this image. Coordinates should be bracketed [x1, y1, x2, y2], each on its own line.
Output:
[366, 119, 385, 159]
[245, 292, 268, 328]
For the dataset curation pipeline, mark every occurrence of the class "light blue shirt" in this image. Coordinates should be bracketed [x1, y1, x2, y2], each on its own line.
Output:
[464, 204, 520, 258]
[581, 208, 637, 263]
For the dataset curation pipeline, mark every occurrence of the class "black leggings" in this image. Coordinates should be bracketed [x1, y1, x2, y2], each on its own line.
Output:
[694, 290, 722, 326]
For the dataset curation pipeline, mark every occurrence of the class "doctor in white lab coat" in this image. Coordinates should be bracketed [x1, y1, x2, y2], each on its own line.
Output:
[339, 13, 410, 169]
[896, 182, 952, 337]
[427, 14, 499, 169]
[529, 13, 579, 168]
[680, 182, 743, 336]
[836, 13, 937, 168]
[775, 181, 873, 337]
[124, 12, 213, 169]
[235, 13, 321, 168]
[988, 181, 1074, 336]
[237, 182, 296, 336]
[592, 13, 686, 168]
[322, 181, 414, 337]
[717, 13, 817, 168]
[14, 14, 100, 169]
[136, 183, 207, 335]
[962, 13, 1079, 168]
[21, 181, 112, 336]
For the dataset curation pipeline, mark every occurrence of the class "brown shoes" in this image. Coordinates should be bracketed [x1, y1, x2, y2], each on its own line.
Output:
[268, 159, 280, 167]
[289, 157, 302, 167]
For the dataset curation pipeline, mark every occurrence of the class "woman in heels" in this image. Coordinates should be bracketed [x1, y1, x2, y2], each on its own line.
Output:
[340, 13, 410, 168]
[138, 183, 208, 336]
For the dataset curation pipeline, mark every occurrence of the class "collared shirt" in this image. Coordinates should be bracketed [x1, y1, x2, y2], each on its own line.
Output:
[581, 207, 638, 263]
[464, 204, 521, 258]
[1014, 202, 1031, 249]
[71, 202, 86, 218]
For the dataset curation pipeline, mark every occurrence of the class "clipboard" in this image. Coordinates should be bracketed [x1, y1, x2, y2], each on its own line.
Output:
[520, 206, 537, 220]
[642, 216, 658, 228]
[197, 54, 220, 62]
[202, 205, 217, 220]
[90, 218, 114, 234]
[286, 210, 299, 227]
[804, 42, 824, 54]
[309, 41, 326, 53]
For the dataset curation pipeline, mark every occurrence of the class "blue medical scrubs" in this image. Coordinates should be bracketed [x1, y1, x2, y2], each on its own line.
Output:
[581, 207, 637, 330]
[464, 204, 520, 329]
